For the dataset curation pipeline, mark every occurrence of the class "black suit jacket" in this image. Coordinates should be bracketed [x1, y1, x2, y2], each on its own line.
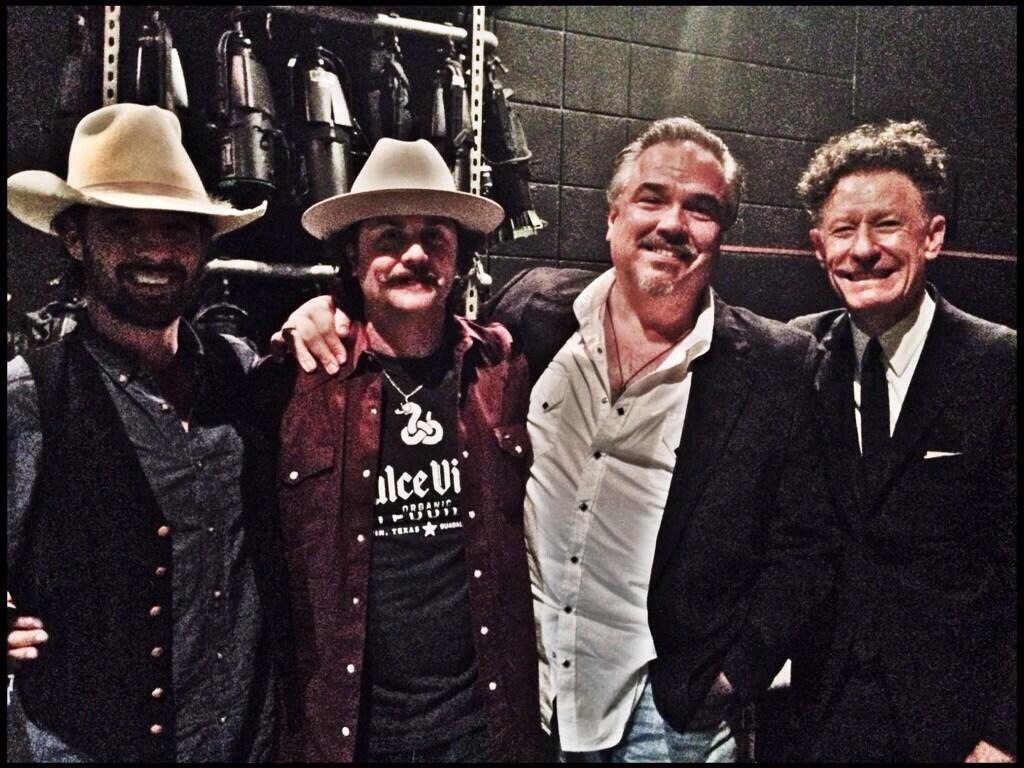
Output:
[790, 289, 1017, 761]
[483, 267, 835, 732]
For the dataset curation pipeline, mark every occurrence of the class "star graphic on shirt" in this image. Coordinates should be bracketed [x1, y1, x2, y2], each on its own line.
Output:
[422, 521, 438, 537]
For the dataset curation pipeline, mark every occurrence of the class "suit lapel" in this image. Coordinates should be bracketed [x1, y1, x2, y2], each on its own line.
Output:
[882, 295, 967, 487]
[650, 302, 752, 588]
[814, 314, 876, 517]
[816, 315, 861, 461]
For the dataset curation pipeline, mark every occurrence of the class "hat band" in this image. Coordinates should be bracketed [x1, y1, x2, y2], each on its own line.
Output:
[78, 181, 212, 204]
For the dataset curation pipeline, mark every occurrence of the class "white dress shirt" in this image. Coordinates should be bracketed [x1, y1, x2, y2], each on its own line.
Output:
[524, 269, 715, 751]
[851, 291, 937, 449]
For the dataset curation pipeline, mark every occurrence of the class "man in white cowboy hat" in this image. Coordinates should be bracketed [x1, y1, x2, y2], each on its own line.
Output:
[270, 137, 545, 762]
[7, 103, 285, 762]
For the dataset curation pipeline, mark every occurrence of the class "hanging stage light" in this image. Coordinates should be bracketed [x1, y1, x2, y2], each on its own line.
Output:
[482, 55, 546, 241]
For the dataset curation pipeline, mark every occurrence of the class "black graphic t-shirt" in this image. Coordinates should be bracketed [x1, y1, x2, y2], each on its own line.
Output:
[362, 338, 485, 755]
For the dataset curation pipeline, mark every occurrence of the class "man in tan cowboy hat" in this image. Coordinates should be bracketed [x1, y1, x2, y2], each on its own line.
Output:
[270, 137, 545, 762]
[7, 103, 285, 762]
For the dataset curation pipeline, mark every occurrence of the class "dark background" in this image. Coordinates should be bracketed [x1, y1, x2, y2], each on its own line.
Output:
[4, 6, 1018, 761]
[7, 5, 1017, 350]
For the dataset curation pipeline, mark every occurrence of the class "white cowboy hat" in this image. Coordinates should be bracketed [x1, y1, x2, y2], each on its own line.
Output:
[301, 138, 504, 240]
[7, 103, 266, 238]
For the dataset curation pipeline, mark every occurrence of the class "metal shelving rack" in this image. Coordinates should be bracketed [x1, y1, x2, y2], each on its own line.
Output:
[100, 5, 494, 317]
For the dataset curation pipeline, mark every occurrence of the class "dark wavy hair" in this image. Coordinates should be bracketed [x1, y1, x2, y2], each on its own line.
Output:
[50, 205, 89, 298]
[796, 119, 949, 223]
[325, 219, 483, 321]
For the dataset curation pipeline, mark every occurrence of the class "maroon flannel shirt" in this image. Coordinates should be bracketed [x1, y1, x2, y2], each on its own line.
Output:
[276, 317, 544, 762]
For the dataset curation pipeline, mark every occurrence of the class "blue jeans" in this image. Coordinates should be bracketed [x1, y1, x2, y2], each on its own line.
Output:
[562, 679, 738, 763]
[9, 683, 93, 762]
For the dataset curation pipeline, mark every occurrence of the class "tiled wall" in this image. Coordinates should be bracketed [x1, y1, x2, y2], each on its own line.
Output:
[485, 6, 1017, 324]
[6, 6, 1017, 330]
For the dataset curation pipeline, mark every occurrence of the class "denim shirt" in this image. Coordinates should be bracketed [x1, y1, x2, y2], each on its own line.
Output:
[7, 321, 278, 762]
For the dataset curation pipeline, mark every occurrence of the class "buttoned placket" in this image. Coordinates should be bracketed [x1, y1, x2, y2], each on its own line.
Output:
[553, 326, 625, 693]
[167, 377, 232, 729]
[336, 377, 382, 743]
[451, 350, 502, 701]
[149, 520, 173, 740]
[121, 363, 236, 733]
[113, 369, 177, 743]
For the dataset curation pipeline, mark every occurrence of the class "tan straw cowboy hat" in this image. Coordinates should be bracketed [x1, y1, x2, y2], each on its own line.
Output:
[301, 138, 504, 240]
[7, 103, 266, 238]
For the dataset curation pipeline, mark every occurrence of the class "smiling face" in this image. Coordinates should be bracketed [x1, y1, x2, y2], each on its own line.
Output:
[606, 140, 726, 301]
[352, 215, 458, 321]
[810, 169, 945, 336]
[64, 208, 208, 328]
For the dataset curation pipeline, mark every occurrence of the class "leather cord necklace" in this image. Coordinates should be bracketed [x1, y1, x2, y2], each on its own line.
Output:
[606, 293, 673, 395]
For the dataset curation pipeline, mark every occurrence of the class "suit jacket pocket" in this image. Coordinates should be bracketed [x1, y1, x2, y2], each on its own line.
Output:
[905, 449, 971, 486]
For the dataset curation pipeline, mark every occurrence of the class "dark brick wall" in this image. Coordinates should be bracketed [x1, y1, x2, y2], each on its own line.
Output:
[6, 6, 1017, 332]
[488, 5, 1017, 326]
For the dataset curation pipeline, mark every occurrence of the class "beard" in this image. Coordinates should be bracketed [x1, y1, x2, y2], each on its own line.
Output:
[81, 243, 203, 328]
[635, 268, 679, 297]
[629, 237, 701, 297]
[625, 254, 688, 298]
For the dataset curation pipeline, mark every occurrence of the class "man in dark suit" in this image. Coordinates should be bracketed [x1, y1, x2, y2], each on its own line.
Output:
[274, 116, 835, 762]
[790, 119, 1016, 763]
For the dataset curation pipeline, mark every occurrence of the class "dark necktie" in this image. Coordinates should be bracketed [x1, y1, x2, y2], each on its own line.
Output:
[860, 338, 890, 460]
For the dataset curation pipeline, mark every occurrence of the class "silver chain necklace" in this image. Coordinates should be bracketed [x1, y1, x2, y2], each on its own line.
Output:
[379, 364, 424, 404]
[375, 357, 445, 447]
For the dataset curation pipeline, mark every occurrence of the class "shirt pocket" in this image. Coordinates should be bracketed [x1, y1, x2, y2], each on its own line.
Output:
[528, 371, 569, 460]
[277, 444, 336, 549]
[494, 423, 532, 463]
[491, 422, 532, 521]
[279, 443, 335, 486]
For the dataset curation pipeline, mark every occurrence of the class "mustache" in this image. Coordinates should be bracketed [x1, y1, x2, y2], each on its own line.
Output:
[383, 267, 440, 286]
[638, 237, 697, 260]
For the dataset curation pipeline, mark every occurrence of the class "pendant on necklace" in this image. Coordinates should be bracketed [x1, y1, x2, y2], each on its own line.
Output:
[396, 399, 444, 446]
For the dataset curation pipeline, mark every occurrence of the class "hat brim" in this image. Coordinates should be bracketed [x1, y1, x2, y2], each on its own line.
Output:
[7, 171, 266, 238]
[301, 188, 505, 241]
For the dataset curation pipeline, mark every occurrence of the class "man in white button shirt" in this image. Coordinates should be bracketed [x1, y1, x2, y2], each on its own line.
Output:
[790, 120, 1016, 763]
[481, 117, 835, 762]
[274, 117, 836, 762]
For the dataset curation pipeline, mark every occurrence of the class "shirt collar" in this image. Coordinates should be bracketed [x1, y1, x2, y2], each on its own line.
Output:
[851, 290, 936, 376]
[80, 317, 204, 383]
[348, 314, 485, 373]
[574, 268, 715, 374]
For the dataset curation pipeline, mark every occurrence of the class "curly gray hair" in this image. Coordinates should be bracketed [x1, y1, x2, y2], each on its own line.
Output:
[796, 119, 948, 222]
